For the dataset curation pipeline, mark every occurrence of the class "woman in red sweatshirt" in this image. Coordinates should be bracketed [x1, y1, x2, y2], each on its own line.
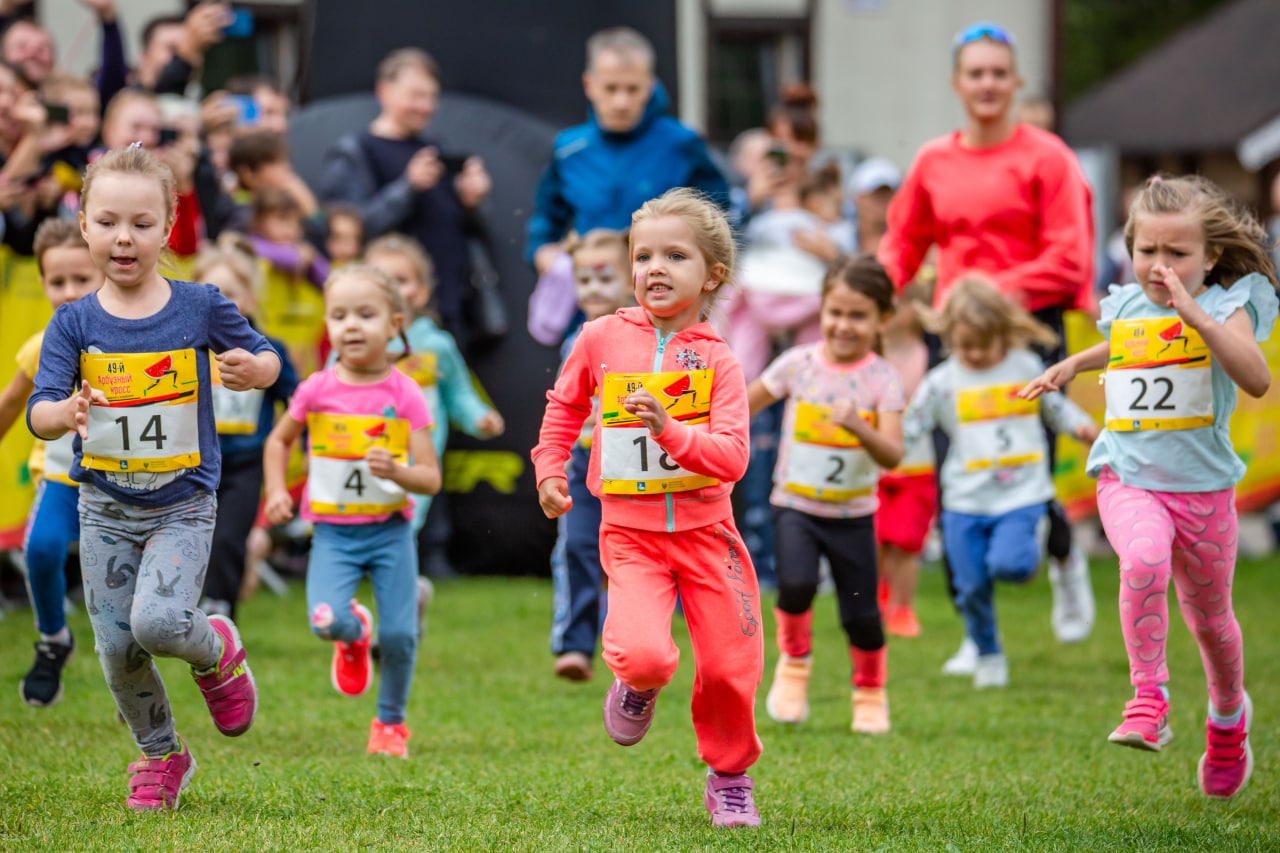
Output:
[533, 188, 764, 829]
[876, 22, 1097, 664]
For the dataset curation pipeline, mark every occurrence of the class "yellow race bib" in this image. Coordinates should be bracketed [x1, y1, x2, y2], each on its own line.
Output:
[1105, 318, 1213, 431]
[784, 401, 878, 501]
[954, 382, 1043, 471]
[80, 350, 201, 472]
[307, 412, 410, 515]
[399, 351, 439, 388]
[598, 371, 718, 495]
[209, 353, 265, 435]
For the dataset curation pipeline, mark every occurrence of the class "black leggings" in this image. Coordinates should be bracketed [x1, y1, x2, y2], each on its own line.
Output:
[206, 453, 264, 619]
[773, 508, 883, 651]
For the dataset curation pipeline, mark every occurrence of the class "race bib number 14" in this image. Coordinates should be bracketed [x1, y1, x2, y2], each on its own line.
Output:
[80, 350, 201, 472]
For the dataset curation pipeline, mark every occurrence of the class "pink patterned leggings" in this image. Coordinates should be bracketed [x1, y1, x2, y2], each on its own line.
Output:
[1096, 470, 1244, 714]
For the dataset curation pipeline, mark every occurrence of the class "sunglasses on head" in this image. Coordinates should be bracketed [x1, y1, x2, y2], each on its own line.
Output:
[952, 22, 1015, 52]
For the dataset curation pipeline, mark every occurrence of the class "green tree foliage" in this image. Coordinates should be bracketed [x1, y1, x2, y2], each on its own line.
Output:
[1064, 0, 1234, 102]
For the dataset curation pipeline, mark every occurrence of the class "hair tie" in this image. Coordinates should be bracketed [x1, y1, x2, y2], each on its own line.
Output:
[127, 140, 143, 150]
[1150, 175, 1162, 185]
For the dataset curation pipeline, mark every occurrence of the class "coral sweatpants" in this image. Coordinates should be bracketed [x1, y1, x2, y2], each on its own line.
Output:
[1097, 470, 1244, 714]
[599, 520, 764, 775]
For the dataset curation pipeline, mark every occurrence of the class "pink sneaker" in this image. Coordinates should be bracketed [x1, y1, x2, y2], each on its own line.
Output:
[126, 737, 197, 810]
[1108, 686, 1171, 751]
[332, 601, 374, 697]
[704, 771, 761, 828]
[1198, 693, 1253, 799]
[602, 679, 659, 746]
[192, 615, 257, 736]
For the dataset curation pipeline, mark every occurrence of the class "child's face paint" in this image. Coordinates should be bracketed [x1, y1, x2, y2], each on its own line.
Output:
[573, 247, 628, 321]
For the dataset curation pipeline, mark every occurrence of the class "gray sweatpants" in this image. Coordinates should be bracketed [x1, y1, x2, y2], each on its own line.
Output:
[79, 483, 221, 758]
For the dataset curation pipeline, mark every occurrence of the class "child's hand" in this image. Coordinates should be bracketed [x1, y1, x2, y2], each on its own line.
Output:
[1020, 363, 1075, 401]
[263, 488, 294, 525]
[1074, 421, 1100, 444]
[830, 400, 869, 435]
[366, 446, 398, 480]
[1152, 265, 1210, 328]
[476, 410, 505, 438]
[71, 380, 106, 439]
[623, 388, 668, 436]
[216, 349, 264, 390]
[538, 477, 572, 519]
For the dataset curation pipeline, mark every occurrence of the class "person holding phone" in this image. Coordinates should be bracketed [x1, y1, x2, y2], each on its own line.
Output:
[320, 47, 491, 347]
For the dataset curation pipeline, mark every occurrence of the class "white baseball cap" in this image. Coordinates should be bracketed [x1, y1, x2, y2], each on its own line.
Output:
[850, 157, 902, 195]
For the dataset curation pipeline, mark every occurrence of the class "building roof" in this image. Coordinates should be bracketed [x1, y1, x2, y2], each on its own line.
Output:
[1061, 0, 1280, 154]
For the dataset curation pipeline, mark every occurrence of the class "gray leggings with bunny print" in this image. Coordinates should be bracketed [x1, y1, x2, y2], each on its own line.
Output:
[79, 483, 222, 758]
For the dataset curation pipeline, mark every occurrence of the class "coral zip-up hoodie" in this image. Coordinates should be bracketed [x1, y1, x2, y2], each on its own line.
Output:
[533, 306, 749, 533]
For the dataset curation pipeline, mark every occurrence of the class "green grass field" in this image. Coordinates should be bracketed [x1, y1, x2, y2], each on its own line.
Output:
[0, 556, 1276, 851]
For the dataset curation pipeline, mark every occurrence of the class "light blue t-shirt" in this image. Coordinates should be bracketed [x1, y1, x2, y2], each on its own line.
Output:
[1085, 274, 1279, 492]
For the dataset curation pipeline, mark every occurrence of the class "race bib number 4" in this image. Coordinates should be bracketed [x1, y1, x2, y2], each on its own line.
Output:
[307, 412, 409, 515]
[784, 401, 877, 501]
[1105, 318, 1214, 431]
[80, 350, 201, 472]
[598, 371, 717, 495]
[954, 382, 1043, 471]
[210, 354, 264, 435]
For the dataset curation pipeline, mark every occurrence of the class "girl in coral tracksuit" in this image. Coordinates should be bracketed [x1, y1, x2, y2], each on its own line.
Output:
[534, 188, 764, 830]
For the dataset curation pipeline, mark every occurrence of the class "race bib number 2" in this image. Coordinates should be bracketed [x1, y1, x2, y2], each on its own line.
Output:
[80, 350, 201, 472]
[784, 401, 877, 501]
[598, 371, 718, 495]
[1105, 318, 1214, 431]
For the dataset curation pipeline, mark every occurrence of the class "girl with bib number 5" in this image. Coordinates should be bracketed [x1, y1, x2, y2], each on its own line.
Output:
[262, 264, 440, 760]
[533, 188, 764, 829]
[745, 254, 905, 734]
[1022, 175, 1277, 799]
[901, 275, 1097, 690]
[27, 146, 280, 810]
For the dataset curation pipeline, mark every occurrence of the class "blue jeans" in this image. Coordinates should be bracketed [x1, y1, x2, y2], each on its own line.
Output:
[308, 517, 418, 725]
[24, 480, 78, 636]
[549, 445, 605, 656]
[941, 504, 1046, 656]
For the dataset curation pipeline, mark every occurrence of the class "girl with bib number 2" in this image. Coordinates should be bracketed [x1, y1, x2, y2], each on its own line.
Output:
[263, 264, 440, 760]
[533, 188, 764, 829]
[1023, 175, 1277, 799]
[901, 275, 1097, 690]
[746, 254, 905, 735]
[27, 147, 280, 810]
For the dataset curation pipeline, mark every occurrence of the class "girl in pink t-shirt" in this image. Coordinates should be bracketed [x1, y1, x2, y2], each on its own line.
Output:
[746, 254, 905, 734]
[264, 264, 440, 759]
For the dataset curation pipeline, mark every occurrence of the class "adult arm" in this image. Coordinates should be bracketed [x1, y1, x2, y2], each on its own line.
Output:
[318, 137, 417, 240]
[524, 157, 572, 268]
[876, 159, 937, 290]
[94, 12, 128, 109]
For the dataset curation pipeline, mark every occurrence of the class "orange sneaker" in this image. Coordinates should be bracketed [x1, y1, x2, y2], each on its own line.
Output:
[368, 719, 411, 758]
[765, 654, 811, 724]
[885, 606, 922, 638]
[332, 601, 373, 697]
[851, 687, 890, 734]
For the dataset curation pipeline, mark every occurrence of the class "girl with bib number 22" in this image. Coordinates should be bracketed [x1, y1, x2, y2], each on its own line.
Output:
[27, 146, 280, 810]
[746, 254, 905, 735]
[1023, 175, 1277, 799]
[263, 264, 440, 760]
[533, 188, 764, 829]
[900, 275, 1097, 690]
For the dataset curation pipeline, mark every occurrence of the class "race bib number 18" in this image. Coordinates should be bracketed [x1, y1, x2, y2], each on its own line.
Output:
[80, 350, 201, 472]
[598, 371, 718, 495]
[1105, 318, 1214, 431]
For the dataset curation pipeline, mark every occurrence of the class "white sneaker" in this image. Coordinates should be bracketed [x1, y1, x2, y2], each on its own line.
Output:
[973, 653, 1009, 689]
[1050, 547, 1095, 643]
[941, 637, 979, 676]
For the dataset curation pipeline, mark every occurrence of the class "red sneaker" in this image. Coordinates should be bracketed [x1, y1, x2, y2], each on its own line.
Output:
[331, 601, 374, 697]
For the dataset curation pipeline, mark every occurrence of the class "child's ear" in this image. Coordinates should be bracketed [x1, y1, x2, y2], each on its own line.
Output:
[704, 263, 728, 291]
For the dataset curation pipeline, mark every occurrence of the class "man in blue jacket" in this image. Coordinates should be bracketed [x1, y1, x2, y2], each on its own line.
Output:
[525, 27, 728, 280]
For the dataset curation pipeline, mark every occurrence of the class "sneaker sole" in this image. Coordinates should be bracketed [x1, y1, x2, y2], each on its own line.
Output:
[1198, 694, 1253, 799]
[1108, 725, 1172, 752]
[332, 605, 375, 697]
[207, 615, 257, 736]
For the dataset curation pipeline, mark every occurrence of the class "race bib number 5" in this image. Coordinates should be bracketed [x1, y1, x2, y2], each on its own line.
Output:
[784, 401, 877, 501]
[598, 371, 718, 495]
[307, 412, 410, 515]
[80, 350, 201, 472]
[1105, 318, 1213, 431]
[954, 382, 1043, 471]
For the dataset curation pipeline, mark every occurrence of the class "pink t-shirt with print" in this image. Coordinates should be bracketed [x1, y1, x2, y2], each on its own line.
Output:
[760, 343, 905, 519]
[289, 367, 432, 524]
